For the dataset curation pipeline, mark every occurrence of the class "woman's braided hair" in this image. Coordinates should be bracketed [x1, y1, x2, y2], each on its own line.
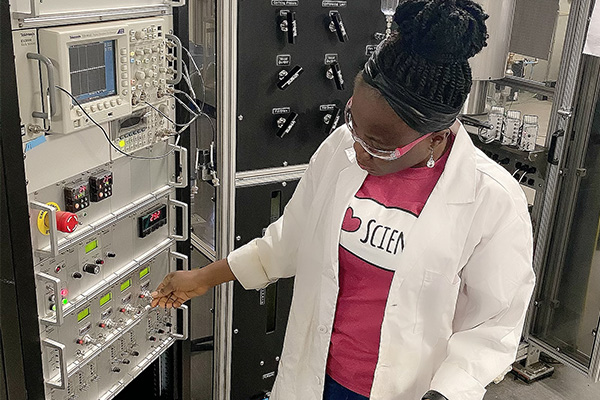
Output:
[377, 0, 489, 109]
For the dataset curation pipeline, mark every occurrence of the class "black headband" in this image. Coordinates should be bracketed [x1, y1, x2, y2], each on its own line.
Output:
[362, 46, 463, 135]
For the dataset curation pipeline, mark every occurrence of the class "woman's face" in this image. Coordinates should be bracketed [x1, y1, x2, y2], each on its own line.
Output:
[350, 80, 447, 176]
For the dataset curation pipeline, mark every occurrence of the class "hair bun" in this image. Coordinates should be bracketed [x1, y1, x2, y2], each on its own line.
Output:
[393, 0, 489, 63]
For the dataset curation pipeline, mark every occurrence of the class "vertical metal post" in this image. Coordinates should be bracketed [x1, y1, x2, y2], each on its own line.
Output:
[464, 81, 488, 115]
[524, 0, 595, 338]
[174, 3, 192, 399]
[213, 0, 238, 399]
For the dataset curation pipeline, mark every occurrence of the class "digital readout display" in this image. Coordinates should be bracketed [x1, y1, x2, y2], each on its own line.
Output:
[138, 204, 168, 238]
[69, 40, 117, 104]
[140, 267, 150, 278]
[120, 279, 131, 292]
[85, 239, 98, 253]
[100, 292, 112, 306]
[77, 307, 90, 322]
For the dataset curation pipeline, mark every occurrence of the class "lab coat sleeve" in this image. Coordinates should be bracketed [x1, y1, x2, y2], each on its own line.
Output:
[227, 133, 341, 290]
[429, 211, 535, 400]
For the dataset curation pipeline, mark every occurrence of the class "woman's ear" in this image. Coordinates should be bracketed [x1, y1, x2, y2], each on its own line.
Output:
[430, 130, 450, 149]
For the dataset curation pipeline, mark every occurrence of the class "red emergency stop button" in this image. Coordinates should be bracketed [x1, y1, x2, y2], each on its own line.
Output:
[56, 211, 79, 233]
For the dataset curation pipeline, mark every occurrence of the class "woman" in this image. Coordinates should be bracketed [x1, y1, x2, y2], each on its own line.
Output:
[152, 1, 535, 399]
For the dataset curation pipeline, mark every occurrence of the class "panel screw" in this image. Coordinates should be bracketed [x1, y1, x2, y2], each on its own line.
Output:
[233, 329, 239, 334]
[282, 161, 288, 167]
[236, 236, 241, 241]
[238, 115, 244, 121]
[275, 356, 280, 361]
[260, 361, 265, 366]
[282, 182, 287, 187]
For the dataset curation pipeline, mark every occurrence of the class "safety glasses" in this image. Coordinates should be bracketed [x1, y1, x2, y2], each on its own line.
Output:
[345, 97, 432, 161]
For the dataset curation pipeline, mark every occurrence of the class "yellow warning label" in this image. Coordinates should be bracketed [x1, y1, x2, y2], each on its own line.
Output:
[37, 202, 60, 236]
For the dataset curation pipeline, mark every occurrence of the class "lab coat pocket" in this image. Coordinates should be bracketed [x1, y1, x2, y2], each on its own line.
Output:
[413, 269, 461, 336]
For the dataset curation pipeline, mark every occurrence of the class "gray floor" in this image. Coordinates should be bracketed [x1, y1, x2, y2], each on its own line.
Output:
[484, 364, 600, 400]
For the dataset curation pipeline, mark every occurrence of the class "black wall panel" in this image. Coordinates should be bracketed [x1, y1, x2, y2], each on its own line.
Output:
[236, 1, 385, 171]
[231, 181, 299, 400]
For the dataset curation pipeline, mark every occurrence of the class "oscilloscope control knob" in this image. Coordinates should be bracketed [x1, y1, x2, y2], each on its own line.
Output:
[135, 71, 146, 80]
[83, 263, 100, 275]
[135, 31, 147, 40]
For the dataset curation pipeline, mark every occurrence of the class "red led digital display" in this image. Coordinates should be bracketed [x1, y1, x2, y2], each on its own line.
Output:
[150, 210, 161, 222]
[138, 204, 167, 238]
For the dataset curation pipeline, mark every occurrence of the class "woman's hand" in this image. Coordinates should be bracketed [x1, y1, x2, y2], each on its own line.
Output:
[151, 270, 209, 308]
[151, 258, 236, 308]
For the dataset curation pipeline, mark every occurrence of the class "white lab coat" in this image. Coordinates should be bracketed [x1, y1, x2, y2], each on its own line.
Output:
[228, 123, 535, 400]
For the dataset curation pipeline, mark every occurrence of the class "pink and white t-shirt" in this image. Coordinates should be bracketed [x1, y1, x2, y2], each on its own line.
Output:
[326, 136, 454, 397]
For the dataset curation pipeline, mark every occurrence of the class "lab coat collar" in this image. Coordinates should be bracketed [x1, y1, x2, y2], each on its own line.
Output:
[342, 121, 477, 205]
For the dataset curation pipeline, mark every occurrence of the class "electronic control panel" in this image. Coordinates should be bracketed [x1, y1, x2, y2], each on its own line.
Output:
[14, 13, 189, 399]
[14, 16, 180, 138]
[235, 2, 385, 171]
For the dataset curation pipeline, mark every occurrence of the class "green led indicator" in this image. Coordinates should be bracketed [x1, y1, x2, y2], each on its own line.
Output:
[100, 292, 112, 306]
[120, 279, 131, 292]
[77, 307, 90, 322]
[62, 299, 68, 305]
[52, 305, 56, 311]
[139, 267, 150, 278]
[85, 240, 98, 254]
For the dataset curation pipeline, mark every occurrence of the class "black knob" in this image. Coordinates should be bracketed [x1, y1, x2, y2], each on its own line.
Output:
[157, 329, 165, 334]
[276, 113, 299, 138]
[277, 65, 304, 90]
[83, 263, 100, 274]
[328, 62, 345, 91]
[72, 272, 83, 279]
[112, 367, 121, 373]
[324, 107, 342, 135]
[165, 322, 173, 327]
[106, 252, 116, 258]
[284, 11, 297, 44]
[330, 11, 349, 42]
[149, 336, 157, 342]
[122, 359, 131, 365]
[131, 351, 140, 357]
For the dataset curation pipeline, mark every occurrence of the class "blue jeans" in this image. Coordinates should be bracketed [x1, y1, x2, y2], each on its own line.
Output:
[323, 375, 369, 400]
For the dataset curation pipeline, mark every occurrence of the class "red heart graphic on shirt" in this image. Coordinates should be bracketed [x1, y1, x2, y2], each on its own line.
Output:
[342, 207, 361, 232]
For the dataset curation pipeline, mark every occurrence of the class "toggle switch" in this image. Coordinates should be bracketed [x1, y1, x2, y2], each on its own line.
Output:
[106, 252, 116, 258]
[277, 65, 304, 90]
[72, 272, 83, 279]
[279, 11, 298, 44]
[323, 107, 342, 135]
[329, 11, 349, 42]
[326, 62, 345, 90]
[276, 113, 299, 138]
